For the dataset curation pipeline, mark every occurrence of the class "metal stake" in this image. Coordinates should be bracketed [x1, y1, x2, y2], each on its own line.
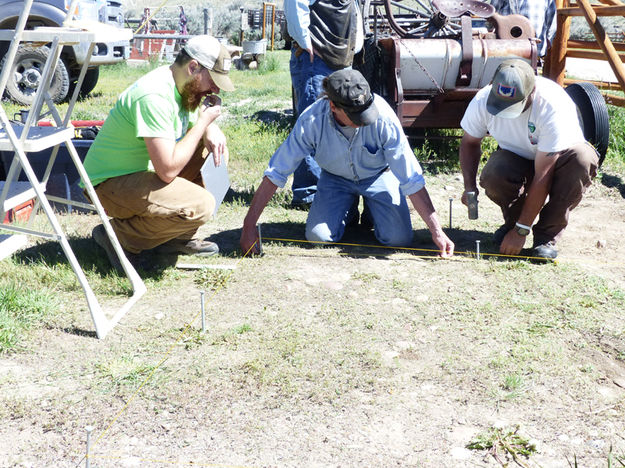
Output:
[449, 197, 453, 229]
[200, 291, 206, 333]
[85, 425, 94, 468]
[257, 223, 263, 255]
[476, 240, 481, 260]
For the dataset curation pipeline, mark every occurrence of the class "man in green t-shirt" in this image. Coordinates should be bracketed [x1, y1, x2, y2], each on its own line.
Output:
[84, 35, 234, 271]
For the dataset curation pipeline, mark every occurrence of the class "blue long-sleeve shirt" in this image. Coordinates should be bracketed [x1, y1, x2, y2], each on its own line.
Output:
[264, 95, 426, 196]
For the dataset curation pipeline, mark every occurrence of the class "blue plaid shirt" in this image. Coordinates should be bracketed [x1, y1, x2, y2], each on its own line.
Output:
[490, 0, 556, 56]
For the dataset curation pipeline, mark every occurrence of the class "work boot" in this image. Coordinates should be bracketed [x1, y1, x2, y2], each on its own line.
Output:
[532, 241, 558, 259]
[92, 224, 143, 272]
[155, 238, 219, 256]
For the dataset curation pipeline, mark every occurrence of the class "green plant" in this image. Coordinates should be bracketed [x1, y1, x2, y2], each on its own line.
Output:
[0, 280, 58, 353]
[194, 268, 231, 291]
[95, 356, 158, 388]
[467, 425, 537, 466]
[256, 53, 281, 74]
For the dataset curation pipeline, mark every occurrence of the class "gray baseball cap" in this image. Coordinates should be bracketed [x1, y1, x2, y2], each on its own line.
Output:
[323, 69, 379, 126]
[486, 59, 535, 119]
[184, 35, 235, 92]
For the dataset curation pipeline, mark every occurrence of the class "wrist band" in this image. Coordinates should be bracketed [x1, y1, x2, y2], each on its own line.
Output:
[515, 222, 531, 230]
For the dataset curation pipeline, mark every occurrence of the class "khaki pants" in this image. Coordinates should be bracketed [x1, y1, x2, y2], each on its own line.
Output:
[479, 143, 598, 245]
[94, 145, 215, 253]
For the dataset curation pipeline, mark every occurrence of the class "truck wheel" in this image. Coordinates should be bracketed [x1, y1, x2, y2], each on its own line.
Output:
[565, 82, 610, 167]
[1, 45, 70, 105]
[68, 67, 100, 99]
[80, 67, 100, 96]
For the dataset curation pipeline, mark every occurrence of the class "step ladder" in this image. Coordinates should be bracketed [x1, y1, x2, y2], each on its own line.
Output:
[0, 0, 145, 338]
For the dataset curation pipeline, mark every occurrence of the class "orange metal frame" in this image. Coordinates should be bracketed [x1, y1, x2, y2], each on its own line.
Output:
[544, 0, 625, 106]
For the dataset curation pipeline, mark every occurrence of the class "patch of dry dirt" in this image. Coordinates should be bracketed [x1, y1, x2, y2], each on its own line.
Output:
[1, 172, 624, 467]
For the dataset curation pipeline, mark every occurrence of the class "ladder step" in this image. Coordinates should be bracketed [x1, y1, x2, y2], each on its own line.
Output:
[0, 181, 42, 212]
[0, 124, 74, 152]
[0, 234, 28, 260]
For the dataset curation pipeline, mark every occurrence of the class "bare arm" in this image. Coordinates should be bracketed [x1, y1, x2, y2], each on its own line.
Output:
[500, 150, 558, 255]
[408, 188, 454, 258]
[145, 103, 221, 183]
[240, 176, 279, 254]
[459, 132, 483, 206]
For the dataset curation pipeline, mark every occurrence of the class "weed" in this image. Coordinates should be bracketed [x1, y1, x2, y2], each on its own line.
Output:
[95, 356, 158, 389]
[351, 272, 381, 283]
[194, 269, 231, 291]
[257, 53, 281, 74]
[467, 425, 537, 466]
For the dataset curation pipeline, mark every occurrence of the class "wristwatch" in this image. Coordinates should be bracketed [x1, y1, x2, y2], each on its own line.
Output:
[515, 222, 531, 236]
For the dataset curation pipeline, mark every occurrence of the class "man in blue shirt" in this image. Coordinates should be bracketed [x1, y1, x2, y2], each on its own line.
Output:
[285, 0, 364, 207]
[240, 69, 454, 257]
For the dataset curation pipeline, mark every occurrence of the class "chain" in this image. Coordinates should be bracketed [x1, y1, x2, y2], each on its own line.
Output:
[398, 38, 445, 94]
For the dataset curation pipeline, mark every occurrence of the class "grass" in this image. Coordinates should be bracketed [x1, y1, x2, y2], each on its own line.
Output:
[0, 279, 59, 352]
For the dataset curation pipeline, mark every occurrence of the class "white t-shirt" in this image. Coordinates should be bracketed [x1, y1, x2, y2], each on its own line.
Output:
[460, 76, 586, 160]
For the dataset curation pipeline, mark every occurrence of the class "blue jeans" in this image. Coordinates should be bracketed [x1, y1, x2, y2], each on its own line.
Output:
[305, 170, 414, 246]
[289, 48, 334, 205]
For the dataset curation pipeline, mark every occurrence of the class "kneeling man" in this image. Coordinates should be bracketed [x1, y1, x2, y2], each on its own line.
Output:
[240, 69, 454, 257]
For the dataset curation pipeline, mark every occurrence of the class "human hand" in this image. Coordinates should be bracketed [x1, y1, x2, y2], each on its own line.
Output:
[203, 120, 228, 166]
[198, 95, 221, 125]
[431, 229, 455, 258]
[499, 230, 526, 256]
[240, 224, 261, 255]
[461, 188, 479, 206]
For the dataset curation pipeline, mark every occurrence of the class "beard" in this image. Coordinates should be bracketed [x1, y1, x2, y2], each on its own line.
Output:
[180, 74, 208, 111]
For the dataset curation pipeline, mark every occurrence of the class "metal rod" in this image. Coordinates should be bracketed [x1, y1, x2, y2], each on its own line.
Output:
[257, 223, 263, 255]
[200, 291, 206, 333]
[449, 198, 453, 229]
[85, 426, 93, 468]
[476, 240, 481, 260]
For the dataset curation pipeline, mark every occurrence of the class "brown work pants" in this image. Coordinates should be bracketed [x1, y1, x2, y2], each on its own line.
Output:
[479, 143, 598, 245]
[94, 145, 215, 254]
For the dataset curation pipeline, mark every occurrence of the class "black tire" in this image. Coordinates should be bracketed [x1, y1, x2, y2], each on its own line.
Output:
[79, 67, 100, 96]
[68, 67, 100, 99]
[1, 45, 70, 105]
[565, 82, 610, 167]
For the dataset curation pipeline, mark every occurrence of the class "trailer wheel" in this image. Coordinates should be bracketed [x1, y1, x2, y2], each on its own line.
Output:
[565, 82, 610, 167]
[1, 45, 70, 105]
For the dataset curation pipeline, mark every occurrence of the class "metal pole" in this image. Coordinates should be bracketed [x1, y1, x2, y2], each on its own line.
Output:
[448, 197, 453, 229]
[203, 8, 208, 34]
[476, 240, 481, 260]
[200, 291, 206, 333]
[257, 223, 263, 255]
[85, 426, 94, 468]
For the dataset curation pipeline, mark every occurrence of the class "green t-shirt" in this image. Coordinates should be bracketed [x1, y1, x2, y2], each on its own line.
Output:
[82, 66, 198, 187]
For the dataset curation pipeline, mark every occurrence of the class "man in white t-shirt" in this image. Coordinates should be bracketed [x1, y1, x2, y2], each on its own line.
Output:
[459, 59, 598, 259]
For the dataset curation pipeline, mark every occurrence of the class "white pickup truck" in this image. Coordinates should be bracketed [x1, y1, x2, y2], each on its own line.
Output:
[0, 0, 130, 104]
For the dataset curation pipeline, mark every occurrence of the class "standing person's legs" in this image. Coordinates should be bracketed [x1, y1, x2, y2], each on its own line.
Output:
[306, 171, 358, 243]
[289, 50, 333, 206]
[95, 145, 215, 253]
[479, 149, 534, 229]
[532, 142, 598, 244]
[362, 170, 413, 247]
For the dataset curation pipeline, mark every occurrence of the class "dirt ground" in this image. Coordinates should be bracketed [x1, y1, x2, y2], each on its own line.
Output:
[1, 170, 625, 468]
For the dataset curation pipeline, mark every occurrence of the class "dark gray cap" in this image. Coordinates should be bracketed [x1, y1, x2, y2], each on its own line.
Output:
[323, 69, 379, 126]
[486, 59, 535, 119]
